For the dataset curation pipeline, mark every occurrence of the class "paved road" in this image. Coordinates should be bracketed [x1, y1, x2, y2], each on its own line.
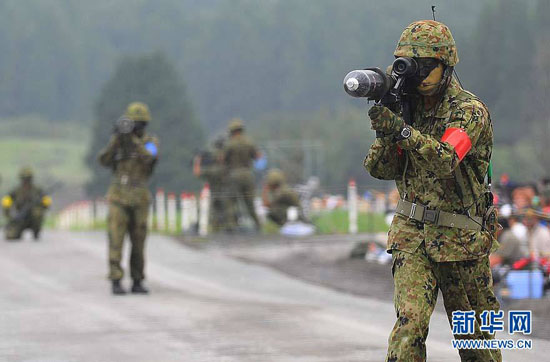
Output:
[1, 231, 548, 361]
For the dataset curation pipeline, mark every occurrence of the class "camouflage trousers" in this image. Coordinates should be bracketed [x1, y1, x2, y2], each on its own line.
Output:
[107, 202, 148, 281]
[210, 192, 236, 232]
[228, 170, 260, 229]
[4, 208, 44, 240]
[387, 244, 502, 362]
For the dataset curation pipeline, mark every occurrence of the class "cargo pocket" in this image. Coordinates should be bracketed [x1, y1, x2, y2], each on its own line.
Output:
[459, 229, 492, 258]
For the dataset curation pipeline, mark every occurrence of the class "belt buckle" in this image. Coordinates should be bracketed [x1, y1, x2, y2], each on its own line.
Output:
[409, 203, 417, 219]
[423, 209, 439, 224]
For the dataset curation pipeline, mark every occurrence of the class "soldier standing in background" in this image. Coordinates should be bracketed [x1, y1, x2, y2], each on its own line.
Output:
[262, 168, 302, 226]
[223, 119, 261, 232]
[2, 167, 51, 240]
[364, 21, 501, 361]
[193, 137, 235, 232]
[98, 102, 159, 295]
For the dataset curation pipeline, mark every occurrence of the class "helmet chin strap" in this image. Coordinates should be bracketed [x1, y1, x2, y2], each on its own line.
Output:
[438, 66, 454, 90]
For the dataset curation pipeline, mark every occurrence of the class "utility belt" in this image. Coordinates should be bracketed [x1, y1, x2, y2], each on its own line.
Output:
[396, 199, 483, 231]
[113, 175, 146, 188]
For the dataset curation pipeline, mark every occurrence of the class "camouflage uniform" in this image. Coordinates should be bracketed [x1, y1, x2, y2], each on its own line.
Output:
[364, 21, 501, 362]
[199, 148, 235, 232]
[98, 105, 158, 284]
[267, 186, 301, 225]
[223, 120, 261, 230]
[2, 168, 50, 240]
[263, 169, 302, 226]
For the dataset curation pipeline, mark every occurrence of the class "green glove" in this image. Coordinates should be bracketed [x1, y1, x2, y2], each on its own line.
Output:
[368, 105, 404, 135]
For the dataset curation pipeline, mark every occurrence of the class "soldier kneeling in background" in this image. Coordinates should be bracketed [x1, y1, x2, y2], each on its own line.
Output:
[262, 169, 303, 226]
[2, 167, 51, 240]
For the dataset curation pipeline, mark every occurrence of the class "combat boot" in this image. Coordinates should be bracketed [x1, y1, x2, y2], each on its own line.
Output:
[131, 280, 149, 294]
[111, 280, 126, 295]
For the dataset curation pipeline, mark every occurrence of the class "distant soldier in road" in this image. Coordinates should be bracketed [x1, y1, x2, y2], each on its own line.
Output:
[364, 21, 501, 361]
[223, 118, 261, 231]
[193, 137, 235, 232]
[98, 102, 159, 295]
[262, 168, 302, 226]
[2, 167, 52, 240]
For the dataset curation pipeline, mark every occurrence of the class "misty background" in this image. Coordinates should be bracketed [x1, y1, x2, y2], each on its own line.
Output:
[0, 0, 548, 207]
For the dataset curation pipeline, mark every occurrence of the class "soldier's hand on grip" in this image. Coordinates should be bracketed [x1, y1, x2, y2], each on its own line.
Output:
[130, 134, 143, 145]
[368, 105, 404, 135]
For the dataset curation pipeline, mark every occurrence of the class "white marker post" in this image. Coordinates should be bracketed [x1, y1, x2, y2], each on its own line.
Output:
[77, 202, 86, 228]
[84, 201, 94, 228]
[198, 184, 210, 236]
[72, 202, 79, 228]
[71, 203, 78, 229]
[375, 192, 386, 213]
[181, 193, 190, 233]
[348, 179, 358, 234]
[167, 192, 177, 233]
[189, 193, 198, 229]
[156, 188, 166, 232]
[57, 208, 67, 230]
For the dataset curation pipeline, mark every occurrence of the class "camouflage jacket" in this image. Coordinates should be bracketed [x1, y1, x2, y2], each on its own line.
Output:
[98, 133, 159, 206]
[269, 186, 301, 210]
[267, 185, 303, 225]
[200, 150, 227, 193]
[364, 77, 496, 262]
[223, 135, 258, 172]
[7, 184, 45, 211]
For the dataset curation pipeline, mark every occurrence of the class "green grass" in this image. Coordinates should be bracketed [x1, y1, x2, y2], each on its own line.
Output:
[262, 220, 282, 234]
[54, 210, 390, 236]
[0, 116, 90, 140]
[0, 117, 91, 190]
[0, 138, 91, 187]
[311, 210, 389, 234]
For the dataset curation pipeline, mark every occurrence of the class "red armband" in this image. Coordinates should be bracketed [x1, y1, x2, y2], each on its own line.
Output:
[441, 128, 472, 161]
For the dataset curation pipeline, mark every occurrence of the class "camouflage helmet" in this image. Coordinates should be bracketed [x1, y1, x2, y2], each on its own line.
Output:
[228, 118, 244, 133]
[266, 168, 285, 187]
[19, 166, 33, 179]
[394, 20, 458, 66]
[125, 102, 151, 122]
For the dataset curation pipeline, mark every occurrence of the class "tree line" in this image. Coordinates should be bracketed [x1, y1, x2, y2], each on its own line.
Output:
[1, 0, 548, 190]
[0, 0, 485, 126]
